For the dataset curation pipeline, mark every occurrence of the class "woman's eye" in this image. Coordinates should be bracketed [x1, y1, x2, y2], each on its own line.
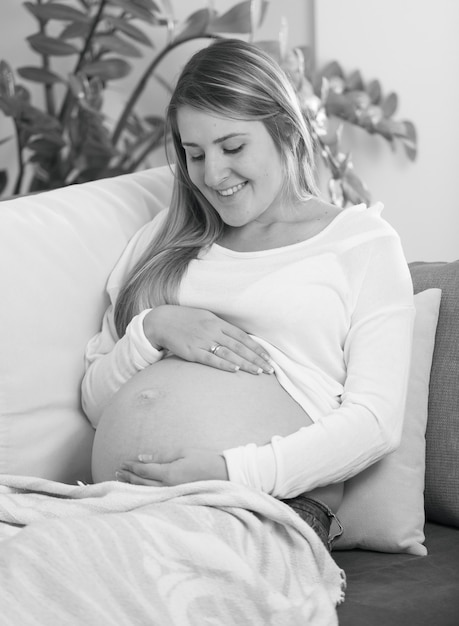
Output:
[224, 145, 243, 155]
[189, 154, 204, 162]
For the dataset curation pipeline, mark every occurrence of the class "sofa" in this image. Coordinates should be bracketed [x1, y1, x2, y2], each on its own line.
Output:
[0, 165, 458, 624]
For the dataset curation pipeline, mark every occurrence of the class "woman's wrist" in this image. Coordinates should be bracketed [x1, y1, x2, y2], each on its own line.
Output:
[126, 310, 164, 365]
[142, 307, 166, 351]
[223, 442, 277, 494]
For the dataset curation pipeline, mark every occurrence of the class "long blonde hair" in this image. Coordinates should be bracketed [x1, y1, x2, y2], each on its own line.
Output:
[114, 38, 318, 337]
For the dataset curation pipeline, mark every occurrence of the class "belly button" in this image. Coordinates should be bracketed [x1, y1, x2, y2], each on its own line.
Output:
[136, 388, 163, 405]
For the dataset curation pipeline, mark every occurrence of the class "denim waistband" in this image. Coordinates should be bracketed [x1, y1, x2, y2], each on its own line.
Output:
[280, 494, 343, 552]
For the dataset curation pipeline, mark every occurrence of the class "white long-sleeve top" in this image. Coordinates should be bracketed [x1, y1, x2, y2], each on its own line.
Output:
[82, 203, 415, 498]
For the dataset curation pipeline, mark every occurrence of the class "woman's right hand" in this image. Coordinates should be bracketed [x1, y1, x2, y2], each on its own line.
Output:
[143, 305, 274, 375]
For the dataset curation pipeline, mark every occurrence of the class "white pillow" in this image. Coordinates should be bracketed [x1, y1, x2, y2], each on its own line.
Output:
[333, 288, 442, 555]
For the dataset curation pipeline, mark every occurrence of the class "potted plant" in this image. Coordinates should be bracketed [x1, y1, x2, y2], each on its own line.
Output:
[0, 0, 416, 206]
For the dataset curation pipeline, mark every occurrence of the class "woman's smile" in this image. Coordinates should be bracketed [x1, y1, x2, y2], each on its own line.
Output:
[216, 181, 248, 197]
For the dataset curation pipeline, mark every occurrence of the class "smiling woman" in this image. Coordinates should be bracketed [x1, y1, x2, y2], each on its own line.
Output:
[82, 39, 415, 555]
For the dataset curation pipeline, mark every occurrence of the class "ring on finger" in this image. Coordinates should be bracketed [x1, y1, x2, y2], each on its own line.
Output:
[210, 343, 223, 355]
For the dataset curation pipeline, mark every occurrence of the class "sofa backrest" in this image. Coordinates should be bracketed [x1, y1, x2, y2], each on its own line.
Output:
[0, 166, 174, 483]
[410, 261, 459, 527]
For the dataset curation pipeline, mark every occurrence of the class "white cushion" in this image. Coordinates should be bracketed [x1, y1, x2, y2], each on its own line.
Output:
[333, 288, 441, 554]
[0, 166, 174, 483]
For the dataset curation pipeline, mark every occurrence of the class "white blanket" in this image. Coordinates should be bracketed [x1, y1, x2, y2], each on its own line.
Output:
[0, 475, 345, 625]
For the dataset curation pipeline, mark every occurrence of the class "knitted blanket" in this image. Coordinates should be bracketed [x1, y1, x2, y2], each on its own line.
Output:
[0, 475, 345, 625]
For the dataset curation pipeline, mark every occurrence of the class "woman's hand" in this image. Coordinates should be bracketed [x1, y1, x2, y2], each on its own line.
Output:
[143, 305, 274, 375]
[115, 447, 229, 487]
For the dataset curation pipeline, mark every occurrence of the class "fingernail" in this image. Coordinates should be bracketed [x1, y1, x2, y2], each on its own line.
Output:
[265, 366, 274, 374]
[115, 471, 123, 481]
[256, 367, 263, 375]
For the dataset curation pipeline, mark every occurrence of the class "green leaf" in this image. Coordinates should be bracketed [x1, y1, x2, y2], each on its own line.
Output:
[403, 120, 417, 143]
[130, 0, 161, 11]
[260, 0, 270, 26]
[346, 90, 371, 111]
[400, 120, 417, 161]
[320, 60, 344, 80]
[345, 70, 364, 92]
[381, 92, 398, 118]
[366, 79, 381, 104]
[0, 60, 16, 98]
[80, 58, 132, 80]
[15, 85, 31, 103]
[27, 34, 79, 56]
[23, 2, 90, 23]
[107, 0, 156, 24]
[325, 92, 359, 124]
[373, 118, 392, 139]
[0, 96, 16, 117]
[18, 104, 61, 133]
[27, 135, 65, 155]
[0, 170, 7, 195]
[106, 17, 153, 47]
[209, 1, 253, 34]
[83, 137, 116, 158]
[252, 0, 270, 29]
[0, 85, 32, 117]
[94, 34, 143, 58]
[174, 9, 211, 44]
[60, 21, 91, 40]
[402, 141, 417, 162]
[375, 118, 407, 139]
[144, 114, 165, 127]
[17, 66, 63, 84]
[343, 167, 371, 205]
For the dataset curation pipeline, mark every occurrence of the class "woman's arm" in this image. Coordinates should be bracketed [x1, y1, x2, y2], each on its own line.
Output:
[82, 212, 273, 427]
[223, 233, 416, 499]
[81, 215, 167, 427]
[82, 306, 164, 427]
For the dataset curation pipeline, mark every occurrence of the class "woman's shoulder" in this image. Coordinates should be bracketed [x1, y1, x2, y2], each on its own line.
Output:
[319, 200, 398, 243]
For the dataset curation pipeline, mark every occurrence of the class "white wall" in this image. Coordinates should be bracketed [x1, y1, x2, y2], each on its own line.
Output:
[0, 0, 313, 195]
[315, 0, 459, 262]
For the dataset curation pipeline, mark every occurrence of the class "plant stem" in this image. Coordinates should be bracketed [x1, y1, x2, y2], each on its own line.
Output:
[58, 0, 107, 126]
[34, 0, 56, 117]
[12, 123, 24, 196]
[111, 33, 220, 147]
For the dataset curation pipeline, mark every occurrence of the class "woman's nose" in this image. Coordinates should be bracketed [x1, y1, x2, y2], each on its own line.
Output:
[204, 154, 229, 188]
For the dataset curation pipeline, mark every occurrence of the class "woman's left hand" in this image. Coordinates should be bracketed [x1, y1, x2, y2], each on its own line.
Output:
[116, 447, 229, 487]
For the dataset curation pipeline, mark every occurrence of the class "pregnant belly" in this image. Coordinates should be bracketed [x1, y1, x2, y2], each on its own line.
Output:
[92, 356, 311, 483]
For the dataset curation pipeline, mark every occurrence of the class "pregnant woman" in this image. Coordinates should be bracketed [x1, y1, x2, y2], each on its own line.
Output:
[82, 39, 414, 550]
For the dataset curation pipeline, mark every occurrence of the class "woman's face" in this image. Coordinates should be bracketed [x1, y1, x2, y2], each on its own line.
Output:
[177, 105, 286, 229]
